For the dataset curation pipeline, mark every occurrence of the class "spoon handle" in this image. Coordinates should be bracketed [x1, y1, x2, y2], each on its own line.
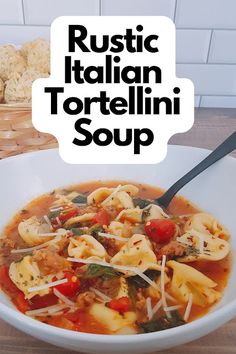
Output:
[156, 131, 236, 208]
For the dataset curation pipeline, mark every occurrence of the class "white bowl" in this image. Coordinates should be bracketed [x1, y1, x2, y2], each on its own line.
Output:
[0, 145, 235, 353]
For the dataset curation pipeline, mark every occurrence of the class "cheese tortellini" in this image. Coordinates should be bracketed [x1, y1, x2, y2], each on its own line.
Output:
[142, 204, 169, 222]
[87, 184, 139, 207]
[18, 216, 52, 246]
[52, 191, 80, 207]
[9, 255, 53, 299]
[89, 303, 136, 332]
[184, 213, 229, 239]
[177, 229, 230, 262]
[111, 234, 161, 272]
[115, 208, 142, 223]
[167, 260, 221, 307]
[68, 235, 107, 260]
[108, 221, 133, 238]
[64, 213, 96, 227]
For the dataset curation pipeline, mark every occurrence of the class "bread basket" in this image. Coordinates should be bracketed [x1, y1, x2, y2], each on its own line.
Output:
[0, 106, 58, 159]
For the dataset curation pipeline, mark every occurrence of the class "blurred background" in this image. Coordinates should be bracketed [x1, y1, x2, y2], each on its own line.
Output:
[0, 0, 236, 108]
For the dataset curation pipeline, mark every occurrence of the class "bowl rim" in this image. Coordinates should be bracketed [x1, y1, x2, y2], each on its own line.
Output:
[0, 294, 236, 343]
[0, 146, 235, 343]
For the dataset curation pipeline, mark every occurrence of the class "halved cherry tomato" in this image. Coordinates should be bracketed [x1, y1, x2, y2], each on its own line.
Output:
[29, 293, 58, 309]
[65, 309, 81, 322]
[107, 296, 130, 313]
[15, 292, 30, 313]
[51, 208, 79, 227]
[92, 209, 110, 226]
[54, 272, 80, 297]
[144, 219, 176, 244]
[0, 265, 19, 294]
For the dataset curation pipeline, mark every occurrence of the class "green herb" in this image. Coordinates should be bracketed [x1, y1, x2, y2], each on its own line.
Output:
[72, 194, 87, 204]
[128, 283, 137, 307]
[142, 206, 152, 222]
[85, 264, 121, 280]
[87, 224, 104, 238]
[48, 210, 60, 220]
[139, 311, 185, 333]
[70, 228, 84, 236]
[133, 198, 152, 209]
[127, 270, 160, 288]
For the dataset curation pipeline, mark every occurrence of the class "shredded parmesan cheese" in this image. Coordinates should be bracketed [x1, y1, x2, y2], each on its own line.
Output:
[161, 255, 171, 319]
[56, 217, 62, 227]
[89, 287, 112, 302]
[25, 303, 67, 316]
[165, 293, 178, 303]
[67, 257, 160, 290]
[53, 288, 76, 307]
[28, 278, 68, 293]
[184, 293, 193, 322]
[73, 203, 87, 206]
[11, 236, 62, 254]
[98, 232, 128, 242]
[49, 207, 64, 212]
[163, 305, 182, 312]
[152, 298, 162, 315]
[146, 297, 153, 320]
[43, 215, 52, 228]
[101, 184, 121, 206]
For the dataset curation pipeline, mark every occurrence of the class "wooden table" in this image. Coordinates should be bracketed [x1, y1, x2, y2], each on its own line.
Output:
[0, 108, 236, 354]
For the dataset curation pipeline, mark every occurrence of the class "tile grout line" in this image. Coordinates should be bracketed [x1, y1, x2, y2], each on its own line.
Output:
[177, 62, 236, 66]
[99, 0, 102, 16]
[21, 0, 26, 24]
[197, 94, 236, 97]
[206, 29, 214, 63]
[173, 0, 178, 23]
[199, 96, 203, 107]
[0, 24, 235, 31]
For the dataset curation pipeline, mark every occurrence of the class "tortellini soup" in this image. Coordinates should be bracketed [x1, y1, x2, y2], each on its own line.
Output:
[0, 181, 231, 334]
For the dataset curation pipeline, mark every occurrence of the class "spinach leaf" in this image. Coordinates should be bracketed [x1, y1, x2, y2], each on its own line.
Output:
[85, 264, 121, 280]
[127, 270, 160, 288]
[139, 311, 185, 333]
[133, 198, 152, 209]
[87, 224, 104, 238]
[48, 210, 60, 219]
[70, 228, 85, 236]
[72, 194, 87, 204]
[128, 283, 137, 307]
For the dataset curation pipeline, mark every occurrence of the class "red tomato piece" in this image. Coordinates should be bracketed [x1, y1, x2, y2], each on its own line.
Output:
[59, 209, 79, 223]
[65, 309, 81, 322]
[15, 292, 30, 313]
[108, 296, 130, 313]
[92, 209, 110, 226]
[0, 265, 19, 295]
[51, 208, 79, 226]
[29, 293, 58, 309]
[144, 219, 176, 243]
[54, 272, 80, 297]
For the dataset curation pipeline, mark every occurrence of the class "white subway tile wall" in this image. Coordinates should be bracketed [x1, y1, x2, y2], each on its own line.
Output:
[176, 30, 211, 63]
[0, 25, 50, 45]
[209, 31, 236, 64]
[0, 0, 24, 24]
[23, 0, 99, 25]
[101, 0, 176, 18]
[0, 0, 235, 108]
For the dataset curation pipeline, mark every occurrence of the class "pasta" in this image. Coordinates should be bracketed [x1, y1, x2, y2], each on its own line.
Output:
[18, 216, 53, 246]
[68, 235, 108, 260]
[0, 181, 231, 335]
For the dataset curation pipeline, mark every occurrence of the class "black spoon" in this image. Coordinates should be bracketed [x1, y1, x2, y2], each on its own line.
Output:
[155, 131, 236, 208]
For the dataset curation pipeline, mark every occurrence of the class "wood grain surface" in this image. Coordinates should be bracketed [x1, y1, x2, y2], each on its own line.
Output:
[0, 108, 235, 354]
